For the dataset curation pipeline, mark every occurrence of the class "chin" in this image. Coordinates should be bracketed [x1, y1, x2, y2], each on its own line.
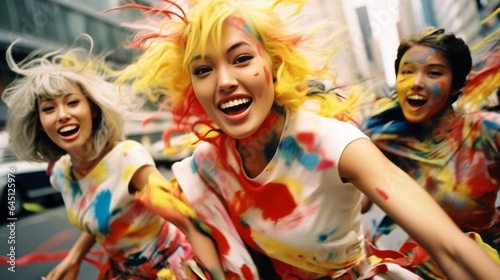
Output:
[402, 112, 423, 123]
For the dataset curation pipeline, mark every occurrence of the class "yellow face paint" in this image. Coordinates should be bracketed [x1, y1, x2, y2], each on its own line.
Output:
[395, 74, 415, 98]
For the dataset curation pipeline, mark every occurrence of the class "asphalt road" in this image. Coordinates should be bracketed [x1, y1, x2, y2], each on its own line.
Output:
[0, 204, 99, 280]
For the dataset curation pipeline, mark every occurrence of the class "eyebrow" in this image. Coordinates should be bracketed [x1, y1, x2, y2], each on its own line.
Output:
[402, 61, 447, 69]
[38, 92, 76, 102]
[190, 41, 251, 63]
[226, 41, 250, 54]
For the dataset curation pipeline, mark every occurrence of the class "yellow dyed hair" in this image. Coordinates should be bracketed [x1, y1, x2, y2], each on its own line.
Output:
[116, 0, 359, 129]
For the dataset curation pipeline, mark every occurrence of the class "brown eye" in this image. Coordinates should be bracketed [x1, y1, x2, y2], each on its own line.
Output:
[193, 66, 212, 76]
[234, 54, 253, 65]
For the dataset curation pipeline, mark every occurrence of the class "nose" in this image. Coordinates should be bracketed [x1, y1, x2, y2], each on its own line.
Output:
[57, 106, 70, 123]
[217, 66, 238, 94]
[411, 73, 424, 91]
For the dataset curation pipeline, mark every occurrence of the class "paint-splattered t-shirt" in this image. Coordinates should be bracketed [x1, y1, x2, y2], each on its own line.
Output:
[50, 140, 194, 278]
[366, 100, 500, 247]
[173, 108, 370, 278]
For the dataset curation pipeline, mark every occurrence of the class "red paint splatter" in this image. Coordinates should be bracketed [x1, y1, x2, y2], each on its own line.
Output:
[317, 159, 335, 170]
[253, 182, 296, 222]
[375, 187, 389, 200]
[241, 264, 254, 280]
[296, 132, 315, 151]
[210, 225, 231, 256]
[263, 66, 271, 85]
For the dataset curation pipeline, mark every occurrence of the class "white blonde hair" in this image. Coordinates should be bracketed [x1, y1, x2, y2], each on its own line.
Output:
[2, 36, 143, 162]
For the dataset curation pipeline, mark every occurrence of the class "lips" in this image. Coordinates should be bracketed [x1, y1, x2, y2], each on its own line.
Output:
[218, 97, 252, 115]
[58, 125, 79, 137]
[407, 94, 428, 108]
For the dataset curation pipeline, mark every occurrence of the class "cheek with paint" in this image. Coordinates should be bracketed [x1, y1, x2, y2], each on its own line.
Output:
[430, 82, 447, 102]
[396, 75, 415, 95]
[263, 66, 271, 85]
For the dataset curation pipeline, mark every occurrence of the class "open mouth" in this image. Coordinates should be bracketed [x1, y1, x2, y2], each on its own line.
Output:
[219, 97, 252, 115]
[58, 125, 79, 137]
[407, 95, 428, 107]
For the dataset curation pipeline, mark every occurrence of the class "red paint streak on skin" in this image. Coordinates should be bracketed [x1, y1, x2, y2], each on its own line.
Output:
[253, 72, 259, 76]
[439, 81, 446, 92]
[226, 17, 247, 35]
[257, 44, 265, 58]
[375, 187, 389, 200]
[263, 66, 271, 85]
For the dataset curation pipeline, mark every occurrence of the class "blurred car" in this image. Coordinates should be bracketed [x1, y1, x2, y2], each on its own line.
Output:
[124, 111, 196, 165]
[0, 131, 60, 219]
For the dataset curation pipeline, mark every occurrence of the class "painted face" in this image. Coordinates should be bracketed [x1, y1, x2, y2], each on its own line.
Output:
[396, 45, 457, 123]
[38, 83, 96, 153]
[189, 18, 275, 139]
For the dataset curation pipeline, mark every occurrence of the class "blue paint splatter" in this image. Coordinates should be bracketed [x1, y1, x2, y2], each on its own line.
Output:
[279, 136, 320, 170]
[94, 190, 111, 235]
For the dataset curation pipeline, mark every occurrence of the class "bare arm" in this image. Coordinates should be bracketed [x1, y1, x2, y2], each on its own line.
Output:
[131, 165, 224, 280]
[339, 138, 500, 280]
[43, 232, 95, 280]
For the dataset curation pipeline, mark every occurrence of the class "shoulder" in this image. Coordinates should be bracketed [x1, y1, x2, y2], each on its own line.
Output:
[461, 111, 500, 127]
[116, 140, 152, 156]
[52, 154, 71, 174]
[109, 140, 155, 165]
[292, 108, 368, 141]
[191, 141, 218, 164]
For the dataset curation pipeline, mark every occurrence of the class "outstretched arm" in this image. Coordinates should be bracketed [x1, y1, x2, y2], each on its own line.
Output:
[131, 165, 224, 280]
[339, 138, 500, 280]
[43, 232, 96, 280]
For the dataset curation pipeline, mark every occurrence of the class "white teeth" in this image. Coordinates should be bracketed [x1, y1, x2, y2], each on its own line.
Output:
[407, 95, 427, 100]
[59, 125, 77, 133]
[220, 98, 250, 109]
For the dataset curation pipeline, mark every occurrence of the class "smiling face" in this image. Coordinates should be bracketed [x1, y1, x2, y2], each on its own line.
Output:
[38, 83, 96, 153]
[396, 45, 458, 123]
[189, 18, 275, 139]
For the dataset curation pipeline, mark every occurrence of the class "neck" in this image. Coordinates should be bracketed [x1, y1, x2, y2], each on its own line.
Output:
[421, 106, 458, 140]
[70, 141, 114, 178]
[237, 107, 285, 172]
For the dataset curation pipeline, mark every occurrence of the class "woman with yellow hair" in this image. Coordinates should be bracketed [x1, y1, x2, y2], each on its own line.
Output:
[114, 0, 500, 279]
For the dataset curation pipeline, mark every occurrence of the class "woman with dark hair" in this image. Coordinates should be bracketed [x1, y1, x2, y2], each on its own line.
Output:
[363, 27, 500, 279]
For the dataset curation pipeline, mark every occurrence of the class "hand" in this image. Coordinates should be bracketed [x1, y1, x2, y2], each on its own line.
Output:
[41, 257, 81, 280]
